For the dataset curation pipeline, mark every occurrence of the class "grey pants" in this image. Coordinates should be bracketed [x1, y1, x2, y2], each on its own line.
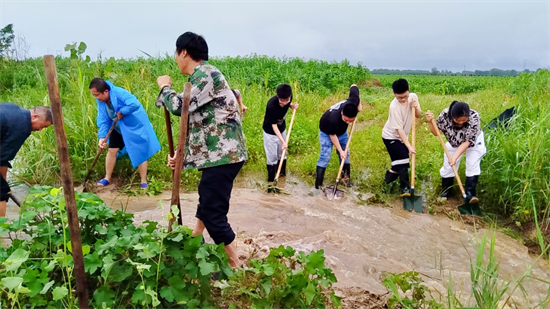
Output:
[263, 130, 287, 165]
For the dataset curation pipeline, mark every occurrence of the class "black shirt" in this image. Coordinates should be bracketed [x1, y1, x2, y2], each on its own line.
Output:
[262, 95, 292, 135]
[0, 103, 32, 168]
[319, 86, 360, 136]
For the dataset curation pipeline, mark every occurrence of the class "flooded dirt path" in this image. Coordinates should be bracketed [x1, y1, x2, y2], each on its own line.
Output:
[90, 175, 550, 307]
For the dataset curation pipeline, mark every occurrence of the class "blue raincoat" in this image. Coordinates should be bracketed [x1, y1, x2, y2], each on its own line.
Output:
[96, 81, 161, 168]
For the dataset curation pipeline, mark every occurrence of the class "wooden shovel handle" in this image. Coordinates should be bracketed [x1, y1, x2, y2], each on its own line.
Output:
[336, 119, 357, 182]
[164, 106, 175, 157]
[411, 107, 416, 188]
[83, 118, 119, 184]
[274, 108, 297, 180]
[430, 118, 466, 197]
[169, 82, 192, 229]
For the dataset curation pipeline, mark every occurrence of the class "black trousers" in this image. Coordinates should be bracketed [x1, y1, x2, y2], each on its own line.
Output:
[383, 138, 410, 172]
[0, 174, 9, 202]
[196, 161, 244, 245]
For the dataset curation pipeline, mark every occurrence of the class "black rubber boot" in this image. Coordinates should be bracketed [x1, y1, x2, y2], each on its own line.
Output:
[280, 159, 287, 177]
[267, 165, 277, 182]
[440, 177, 455, 198]
[384, 170, 399, 184]
[398, 169, 410, 197]
[342, 164, 352, 187]
[315, 166, 326, 189]
[465, 176, 480, 204]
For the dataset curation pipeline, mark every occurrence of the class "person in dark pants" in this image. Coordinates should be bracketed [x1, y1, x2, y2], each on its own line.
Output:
[156, 32, 247, 268]
[262, 84, 298, 182]
[381, 79, 422, 196]
[0, 103, 52, 217]
[315, 84, 361, 190]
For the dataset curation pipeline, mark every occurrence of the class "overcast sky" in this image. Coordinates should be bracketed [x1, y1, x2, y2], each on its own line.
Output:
[1, 0, 549, 71]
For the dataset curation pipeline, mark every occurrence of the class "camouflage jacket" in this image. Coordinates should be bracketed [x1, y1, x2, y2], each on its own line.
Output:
[156, 61, 247, 170]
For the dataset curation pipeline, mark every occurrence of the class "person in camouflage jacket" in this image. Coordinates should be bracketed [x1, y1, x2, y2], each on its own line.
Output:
[156, 31, 247, 268]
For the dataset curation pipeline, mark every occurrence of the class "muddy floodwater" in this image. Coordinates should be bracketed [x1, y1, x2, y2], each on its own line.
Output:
[7, 175, 550, 307]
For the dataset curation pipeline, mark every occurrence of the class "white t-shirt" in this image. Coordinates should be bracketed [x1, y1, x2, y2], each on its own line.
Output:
[381, 93, 419, 140]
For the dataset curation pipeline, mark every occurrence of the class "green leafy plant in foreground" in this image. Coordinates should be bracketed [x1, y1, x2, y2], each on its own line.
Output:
[383, 271, 444, 309]
[0, 186, 340, 308]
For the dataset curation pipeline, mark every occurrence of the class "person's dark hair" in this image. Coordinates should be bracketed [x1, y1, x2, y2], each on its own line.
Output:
[342, 103, 358, 118]
[89, 78, 110, 93]
[176, 32, 209, 61]
[32, 106, 53, 123]
[449, 101, 470, 119]
[276, 84, 292, 99]
[392, 78, 409, 94]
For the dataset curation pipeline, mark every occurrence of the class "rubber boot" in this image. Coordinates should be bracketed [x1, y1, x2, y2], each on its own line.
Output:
[384, 170, 399, 184]
[440, 177, 455, 198]
[280, 159, 287, 177]
[465, 176, 479, 202]
[342, 164, 352, 187]
[398, 168, 410, 197]
[315, 166, 326, 189]
[267, 165, 277, 182]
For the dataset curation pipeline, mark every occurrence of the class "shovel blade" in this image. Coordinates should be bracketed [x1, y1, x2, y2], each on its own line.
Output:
[403, 188, 423, 213]
[458, 200, 482, 216]
[324, 186, 343, 200]
[403, 196, 422, 212]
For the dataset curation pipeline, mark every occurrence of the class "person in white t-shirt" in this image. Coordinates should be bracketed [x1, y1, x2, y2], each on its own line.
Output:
[381, 79, 422, 196]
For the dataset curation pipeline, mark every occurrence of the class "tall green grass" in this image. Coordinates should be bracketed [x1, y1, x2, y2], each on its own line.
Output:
[0, 56, 549, 224]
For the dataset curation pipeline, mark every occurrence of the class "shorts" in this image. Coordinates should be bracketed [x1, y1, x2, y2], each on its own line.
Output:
[108, 130, 125, 149]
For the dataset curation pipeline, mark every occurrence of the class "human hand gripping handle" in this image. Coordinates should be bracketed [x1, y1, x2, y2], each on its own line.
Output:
[430, 118, 466, 197]
[274, 108, 297, 181]
[336, 119, 356, 182]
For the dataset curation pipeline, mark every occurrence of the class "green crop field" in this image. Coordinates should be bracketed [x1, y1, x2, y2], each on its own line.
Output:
[1, 52, 550, 308]
[1, 55, 549, 222]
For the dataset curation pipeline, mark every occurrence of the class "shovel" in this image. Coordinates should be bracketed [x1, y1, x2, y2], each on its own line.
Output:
[431, 118, 476, 215]
[78, 118, 119, 192]
[403, 106, 423, 212]
[267, 108, 297, 194]
[325, 119, 356, 201]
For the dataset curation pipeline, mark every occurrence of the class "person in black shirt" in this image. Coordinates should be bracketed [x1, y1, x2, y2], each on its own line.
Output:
[315, 84, 361, 189]
[0, 103, 52, 217]
[262, 84, 298, 181]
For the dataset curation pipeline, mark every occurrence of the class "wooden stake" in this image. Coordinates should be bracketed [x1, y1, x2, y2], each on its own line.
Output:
[43, 55, 90, 308]
[169, 82, 191, 230]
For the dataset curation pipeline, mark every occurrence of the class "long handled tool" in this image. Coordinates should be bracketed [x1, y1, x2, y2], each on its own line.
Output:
[403, 106, 423, 212]
[267, 108, 297, 194]
[431, 118, 474, 215]
[169, 82, 192, 231]
[80, 118, 119, 192]
[325, 119, 356, 201]
[164, 105, 183, 226]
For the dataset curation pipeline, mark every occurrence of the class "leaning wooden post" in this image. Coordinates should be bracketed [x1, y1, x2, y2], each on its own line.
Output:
[43, 55, 90, 308]
[169, 82, 191, 230]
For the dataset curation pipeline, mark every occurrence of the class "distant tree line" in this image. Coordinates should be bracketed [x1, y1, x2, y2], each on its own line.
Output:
[370, 67, 542, 76]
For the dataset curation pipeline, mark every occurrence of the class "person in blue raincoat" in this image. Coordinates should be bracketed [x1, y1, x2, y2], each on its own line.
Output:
[89, 78, 161, 188]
